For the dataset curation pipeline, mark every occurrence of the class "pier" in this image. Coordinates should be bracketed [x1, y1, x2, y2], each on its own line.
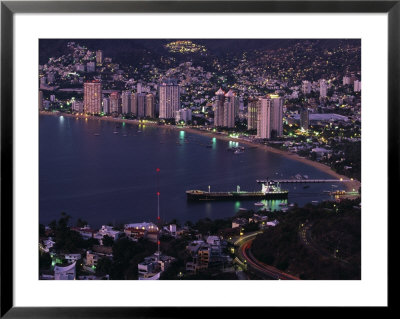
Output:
[256, 179, 352, 184]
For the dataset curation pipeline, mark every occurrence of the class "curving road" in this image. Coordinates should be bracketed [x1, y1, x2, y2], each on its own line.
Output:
[235, 232, 299, 280]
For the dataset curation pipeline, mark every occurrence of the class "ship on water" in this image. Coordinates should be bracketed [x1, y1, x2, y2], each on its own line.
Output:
[186, 180, 288, 201]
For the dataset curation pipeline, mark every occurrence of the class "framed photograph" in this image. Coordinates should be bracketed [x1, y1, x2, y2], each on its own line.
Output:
[1, 0, 395, 316]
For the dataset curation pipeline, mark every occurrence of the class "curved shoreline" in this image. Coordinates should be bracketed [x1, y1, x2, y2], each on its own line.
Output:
[40, 111, 360, 193]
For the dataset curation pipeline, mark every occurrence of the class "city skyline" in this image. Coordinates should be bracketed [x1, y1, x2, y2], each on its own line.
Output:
[39, 39, 361, 281]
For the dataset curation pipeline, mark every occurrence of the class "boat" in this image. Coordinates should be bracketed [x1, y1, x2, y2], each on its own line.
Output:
[234, 149, 244, 154]
[186, 181, 288, 201]
[279, 202, 288, 207]
[289, 203, 295, 207]
[311, 200, 319, 204]
[254, 202, 265, 206]
[295, 174, 302, 180]
[137, 130, 142, 133]
[330, 190, 346, 196]
[113, 131, 119, 134]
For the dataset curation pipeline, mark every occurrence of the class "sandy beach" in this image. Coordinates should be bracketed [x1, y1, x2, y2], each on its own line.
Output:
[40, 111, 360, 193]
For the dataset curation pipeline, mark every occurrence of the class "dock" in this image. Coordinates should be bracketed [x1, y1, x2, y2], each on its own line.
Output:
[256, 179, 352, 184]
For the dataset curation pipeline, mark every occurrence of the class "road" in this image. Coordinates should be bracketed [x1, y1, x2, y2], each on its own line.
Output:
[234, 231, 299, 280]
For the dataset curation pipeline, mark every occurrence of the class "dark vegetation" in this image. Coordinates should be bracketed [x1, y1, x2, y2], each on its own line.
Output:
[47, 212, 99, 252]
[96, 237, 157, 280]
[251, 198, 361, 279]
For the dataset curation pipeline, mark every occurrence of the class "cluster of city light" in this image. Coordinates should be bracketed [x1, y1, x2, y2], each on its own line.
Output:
[164, 41, 207, 54]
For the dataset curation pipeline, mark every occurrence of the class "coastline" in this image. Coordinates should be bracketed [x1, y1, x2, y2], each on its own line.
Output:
[40, 111, 360, 193]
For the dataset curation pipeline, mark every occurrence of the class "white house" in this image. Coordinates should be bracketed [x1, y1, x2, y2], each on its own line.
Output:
[54, 262, 76, 280]
[40, 237, 55, 253]
[232, 218, 247, 229]
[206, 235, 221, 246]
[64, 253, 81, 264]
[95, 225, 123, 242]
[266, 220, 280, 227]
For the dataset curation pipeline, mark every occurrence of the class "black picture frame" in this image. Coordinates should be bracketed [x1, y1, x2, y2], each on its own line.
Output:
[1, 0, 395, 317]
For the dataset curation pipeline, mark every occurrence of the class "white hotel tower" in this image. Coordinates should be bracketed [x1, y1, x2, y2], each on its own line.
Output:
[257, 94, 283, 139]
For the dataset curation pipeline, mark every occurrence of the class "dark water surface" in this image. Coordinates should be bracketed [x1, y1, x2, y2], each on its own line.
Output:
[39, 115, 340, 228]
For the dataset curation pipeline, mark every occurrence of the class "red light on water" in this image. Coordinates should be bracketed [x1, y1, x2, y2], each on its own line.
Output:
[156, 168, 160, 172]
[157, 192, 160, 196]
[158, 241, 160, 245]
[157, 216, 160, 220]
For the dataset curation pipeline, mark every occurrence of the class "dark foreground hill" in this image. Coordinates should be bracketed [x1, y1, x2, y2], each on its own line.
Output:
[251, 198, 361, 280]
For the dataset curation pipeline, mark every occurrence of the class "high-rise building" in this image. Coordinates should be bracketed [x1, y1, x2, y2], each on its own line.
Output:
[84, 81, 102, 114]
[234, 96, 240, 118]
[145, 93, 155, 118]
[213, 88, 225, 127]
[257, 98, 272, 139]
[121, 91, 132, 114]
[102, 97, 110, 114]
[86, 62, 95, 73]
[223, 90, 235, 128]
[354, 80, 361, 92]
[175, 108, 192, 123]
[75, 64, 85, 72]
[159, 79, 180, 119]
[247, 98, 259, 130]
[302, 80, 311, 95]
[72, 100, 83, 113]
[269, 95, 283, 138]
[137, 93, 146, 118]
[131, 93, 138, 116]
[39, 90, 43, 110]
[109, 92, 120, 114]
[300, 106, 310, 130]
[257, 94, 283, 139]
[96, 50, 103, 65]
[343, 76, 351, 85]
[319, 79, 327, 98]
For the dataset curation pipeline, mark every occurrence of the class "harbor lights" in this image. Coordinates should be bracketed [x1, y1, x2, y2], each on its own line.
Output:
[208, 185, 211, 193]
